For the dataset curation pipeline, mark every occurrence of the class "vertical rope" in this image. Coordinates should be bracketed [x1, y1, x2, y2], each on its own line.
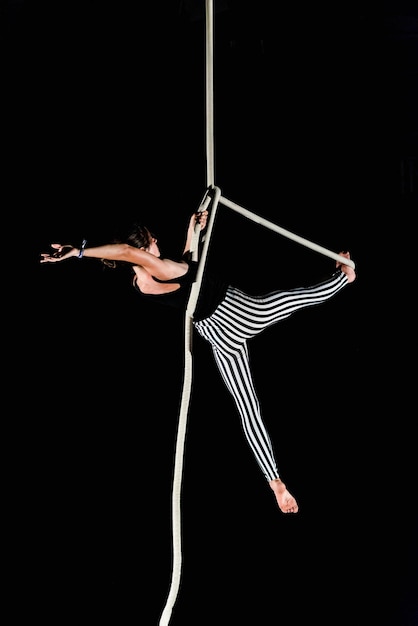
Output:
[159, 5, 216, 619]
[205, 0, 215, 188]
[158, 186, 220, 626]
[159, 0, 353, 622]
[158, 314, 193, 626]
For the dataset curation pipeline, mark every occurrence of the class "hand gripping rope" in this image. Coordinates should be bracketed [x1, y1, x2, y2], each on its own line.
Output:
[159, 2, 355, 624]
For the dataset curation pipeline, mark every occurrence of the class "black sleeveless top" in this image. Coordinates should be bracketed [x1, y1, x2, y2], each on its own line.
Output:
[133, 259, 229, 322]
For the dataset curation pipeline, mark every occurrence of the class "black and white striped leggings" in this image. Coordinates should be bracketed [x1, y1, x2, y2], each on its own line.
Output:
[193, 271, 349, 481]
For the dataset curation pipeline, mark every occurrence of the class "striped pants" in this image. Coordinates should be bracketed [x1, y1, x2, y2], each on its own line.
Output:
[193, 271, 348, 481]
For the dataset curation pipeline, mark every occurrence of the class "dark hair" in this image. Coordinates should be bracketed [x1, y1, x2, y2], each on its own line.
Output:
[125, 224, 154, 249]
[101, 223, 153, 269]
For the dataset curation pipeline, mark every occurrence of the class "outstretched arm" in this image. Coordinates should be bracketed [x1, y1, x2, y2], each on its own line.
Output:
[40, 242, 190, 280]
[40, 242, 130, 264]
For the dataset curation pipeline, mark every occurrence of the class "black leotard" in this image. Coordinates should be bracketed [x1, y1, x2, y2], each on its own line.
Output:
[133, 259, 228, 322]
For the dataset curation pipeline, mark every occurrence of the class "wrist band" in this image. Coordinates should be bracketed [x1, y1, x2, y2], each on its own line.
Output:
[78, 239, 87, 259]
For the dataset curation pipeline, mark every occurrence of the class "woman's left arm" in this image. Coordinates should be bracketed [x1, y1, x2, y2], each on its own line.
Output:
[40, 242, 133, 264]
[40, 242, 190, 280]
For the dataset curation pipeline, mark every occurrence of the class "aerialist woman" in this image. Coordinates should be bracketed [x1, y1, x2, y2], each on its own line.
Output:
[40, 208, 356, 514]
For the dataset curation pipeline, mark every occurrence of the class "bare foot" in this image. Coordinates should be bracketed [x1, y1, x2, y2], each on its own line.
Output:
[336, 251, 356, 284]
[269, 479, 299, 514]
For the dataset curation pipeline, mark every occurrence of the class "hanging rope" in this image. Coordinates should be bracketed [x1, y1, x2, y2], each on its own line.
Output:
[159, 1, 355, 623]
[158, 1, 217, 621]
[158, 185, 220, 626]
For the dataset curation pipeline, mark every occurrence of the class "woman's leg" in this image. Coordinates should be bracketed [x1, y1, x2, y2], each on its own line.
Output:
[209, 342, 298, 513]
[193, 274, 348, 512]
[210, 341, 279, 481]
[217, 271, 348, 340]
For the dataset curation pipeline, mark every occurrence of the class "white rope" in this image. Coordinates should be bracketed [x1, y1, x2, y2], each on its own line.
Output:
[158, 188, 220, 626]
[159, 1, 217, 621]
[219, 195, 355, 269]
[159, 0, 354, 621]
[205, 0, 215, 188]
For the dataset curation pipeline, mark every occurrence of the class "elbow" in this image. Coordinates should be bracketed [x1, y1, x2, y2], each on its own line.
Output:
[116, 243, 135, 262]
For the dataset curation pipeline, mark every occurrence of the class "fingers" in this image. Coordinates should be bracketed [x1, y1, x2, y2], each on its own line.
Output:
[195, 210, 208, 228]
[40, 254, 61, 263]
[40, 244, 73, 263]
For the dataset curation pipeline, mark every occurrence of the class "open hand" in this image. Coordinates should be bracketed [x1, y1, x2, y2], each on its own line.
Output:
[40, 244, 77, 263]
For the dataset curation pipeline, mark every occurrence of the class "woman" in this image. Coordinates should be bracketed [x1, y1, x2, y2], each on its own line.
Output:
[40, 209, 356, 513]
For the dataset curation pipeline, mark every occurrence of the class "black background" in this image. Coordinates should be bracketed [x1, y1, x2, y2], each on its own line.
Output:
[9, 1, 418, 624]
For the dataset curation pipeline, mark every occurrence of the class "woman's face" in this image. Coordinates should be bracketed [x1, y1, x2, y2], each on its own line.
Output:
[146, 238, 160, 257]
[143, 229, 160, 257]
